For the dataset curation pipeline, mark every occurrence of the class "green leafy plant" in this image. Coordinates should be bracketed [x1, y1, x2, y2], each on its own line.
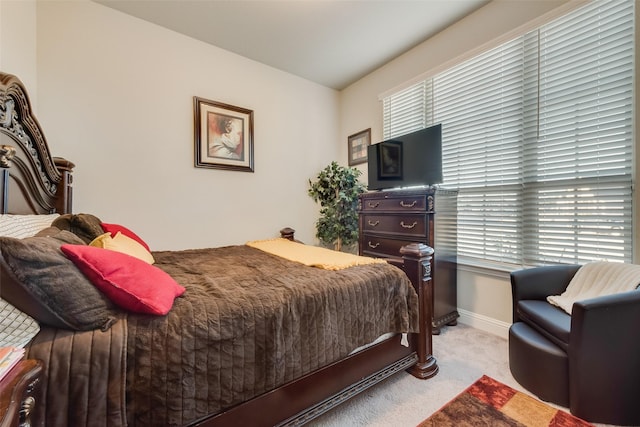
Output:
[308, 161, 366, 251]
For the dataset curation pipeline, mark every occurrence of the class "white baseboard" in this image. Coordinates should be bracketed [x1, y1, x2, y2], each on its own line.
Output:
[457, 308, 511, 339]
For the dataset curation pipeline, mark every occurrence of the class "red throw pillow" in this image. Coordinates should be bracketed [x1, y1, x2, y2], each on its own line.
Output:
[100, 223, 150, 251]
[61, 245, 185, 315]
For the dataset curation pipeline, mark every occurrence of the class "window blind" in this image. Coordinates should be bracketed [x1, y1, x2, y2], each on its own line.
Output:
[382, 80, 431, 138]
[432, 36, 530, 265]
[524, 0, 634, 265]
[381, 0, 635, 267]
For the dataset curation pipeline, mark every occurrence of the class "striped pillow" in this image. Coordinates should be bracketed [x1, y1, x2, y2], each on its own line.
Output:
[0, 298, 40, 348]
[0, 214, 60, 238]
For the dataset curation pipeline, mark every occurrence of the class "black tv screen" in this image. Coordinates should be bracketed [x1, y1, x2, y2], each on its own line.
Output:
[367, 124, 443, 191]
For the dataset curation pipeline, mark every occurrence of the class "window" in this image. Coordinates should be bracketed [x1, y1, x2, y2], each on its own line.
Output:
[382, 0, 635, 267]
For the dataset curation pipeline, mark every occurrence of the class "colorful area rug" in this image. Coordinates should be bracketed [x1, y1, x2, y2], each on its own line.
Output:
[418, 375, 593, 427]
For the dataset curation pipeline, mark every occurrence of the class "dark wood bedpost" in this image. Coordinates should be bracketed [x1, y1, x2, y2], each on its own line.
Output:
[0, 145, 15, 213]
[279, 227, 296, 241]
[53, 157, 75, 214]
[400, 243, 438, 379]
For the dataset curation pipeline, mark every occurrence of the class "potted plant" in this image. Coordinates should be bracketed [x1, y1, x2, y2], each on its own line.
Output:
[308, 161, 366, 251]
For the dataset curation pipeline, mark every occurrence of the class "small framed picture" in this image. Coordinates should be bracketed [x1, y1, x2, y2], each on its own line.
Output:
[378, 141, 403, 179]
[194, 96, 254, 172]
[348, 128, 371, 166]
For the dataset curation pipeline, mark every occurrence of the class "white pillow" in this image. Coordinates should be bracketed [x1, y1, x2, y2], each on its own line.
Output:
[547, 261, 640, 314]
[0, 298, 40, 348]
[0, 213, 60, 238]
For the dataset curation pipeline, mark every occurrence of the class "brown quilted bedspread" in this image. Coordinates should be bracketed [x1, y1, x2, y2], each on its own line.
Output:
[26, 314, 129, 427]
[25, 245, 418, 427]
[129, 245, 418, 426]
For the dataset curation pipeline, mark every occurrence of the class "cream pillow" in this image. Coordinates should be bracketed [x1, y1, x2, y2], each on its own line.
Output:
[90, 232, 155, 264]
[0, 298, 40, 348]
[0, 214, 60, 238]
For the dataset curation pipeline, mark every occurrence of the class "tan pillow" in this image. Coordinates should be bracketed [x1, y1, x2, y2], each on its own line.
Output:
[52, 213, 103, 244]
[90, 232, 155, 264]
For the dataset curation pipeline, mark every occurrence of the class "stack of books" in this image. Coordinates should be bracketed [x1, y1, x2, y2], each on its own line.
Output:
[0, 346, 25, 382]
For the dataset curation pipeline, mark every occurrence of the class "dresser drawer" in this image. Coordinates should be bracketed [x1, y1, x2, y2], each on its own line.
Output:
[360, 234, 428, 259]
[361, 214, 428, 238]
[360, 193, 432, 212]
[358, 188, 459, 334]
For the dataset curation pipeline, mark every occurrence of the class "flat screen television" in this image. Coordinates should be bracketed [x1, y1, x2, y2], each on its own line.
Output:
[367, 123, 443, 191]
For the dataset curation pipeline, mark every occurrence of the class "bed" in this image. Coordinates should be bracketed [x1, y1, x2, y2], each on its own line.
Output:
[0, 71, 438, 427]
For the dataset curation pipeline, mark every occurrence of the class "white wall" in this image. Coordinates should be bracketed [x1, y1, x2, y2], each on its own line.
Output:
[31, 0, 339, 250]
[338, 0, 591, 336]
[0, 0, 38, 104]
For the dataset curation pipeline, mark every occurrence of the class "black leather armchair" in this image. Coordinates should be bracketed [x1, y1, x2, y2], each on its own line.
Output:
[509, 265, 640, 426]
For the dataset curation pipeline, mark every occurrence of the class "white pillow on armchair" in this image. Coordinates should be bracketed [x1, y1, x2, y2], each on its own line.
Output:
[547, 261, 640, 314]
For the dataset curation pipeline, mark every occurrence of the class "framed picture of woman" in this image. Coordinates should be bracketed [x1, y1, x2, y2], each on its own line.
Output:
[194, 97, 254, 172]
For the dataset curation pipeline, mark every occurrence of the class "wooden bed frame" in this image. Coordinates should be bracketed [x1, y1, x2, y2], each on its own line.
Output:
[0, 71, 438, 427]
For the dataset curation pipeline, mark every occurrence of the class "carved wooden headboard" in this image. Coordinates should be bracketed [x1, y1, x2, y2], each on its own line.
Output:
[0, 72, 74, 215]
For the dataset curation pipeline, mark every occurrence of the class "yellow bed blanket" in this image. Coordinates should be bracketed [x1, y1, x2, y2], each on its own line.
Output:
[246, 238, 388, 270]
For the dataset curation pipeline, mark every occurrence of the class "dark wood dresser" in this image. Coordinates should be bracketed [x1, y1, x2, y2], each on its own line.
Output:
[358, 188, 458, 333]
[0, 360, 42, 427]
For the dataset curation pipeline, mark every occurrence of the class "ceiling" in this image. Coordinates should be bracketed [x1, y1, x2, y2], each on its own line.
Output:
[95, 0, 490, 90]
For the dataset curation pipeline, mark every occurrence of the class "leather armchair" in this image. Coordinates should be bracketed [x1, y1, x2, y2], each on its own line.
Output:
[509, 265, 640, 426]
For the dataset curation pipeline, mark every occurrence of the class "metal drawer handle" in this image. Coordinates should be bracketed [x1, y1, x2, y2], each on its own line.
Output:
[400, 221, 418, 229]
[367, 201, 380, 208]
[400, 200, 417, 208]
[367, 220, 380, 227]
[368, 241, 380, 249]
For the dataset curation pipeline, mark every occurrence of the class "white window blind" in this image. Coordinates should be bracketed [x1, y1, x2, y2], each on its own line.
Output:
[382, 81, 431, 138]
[382, 0, 635, 267]
[432, 36, 531, 265]
[524, 0, 634, 265]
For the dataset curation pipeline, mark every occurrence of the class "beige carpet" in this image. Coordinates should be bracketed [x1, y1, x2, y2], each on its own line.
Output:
[309, 324, 615, 427]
